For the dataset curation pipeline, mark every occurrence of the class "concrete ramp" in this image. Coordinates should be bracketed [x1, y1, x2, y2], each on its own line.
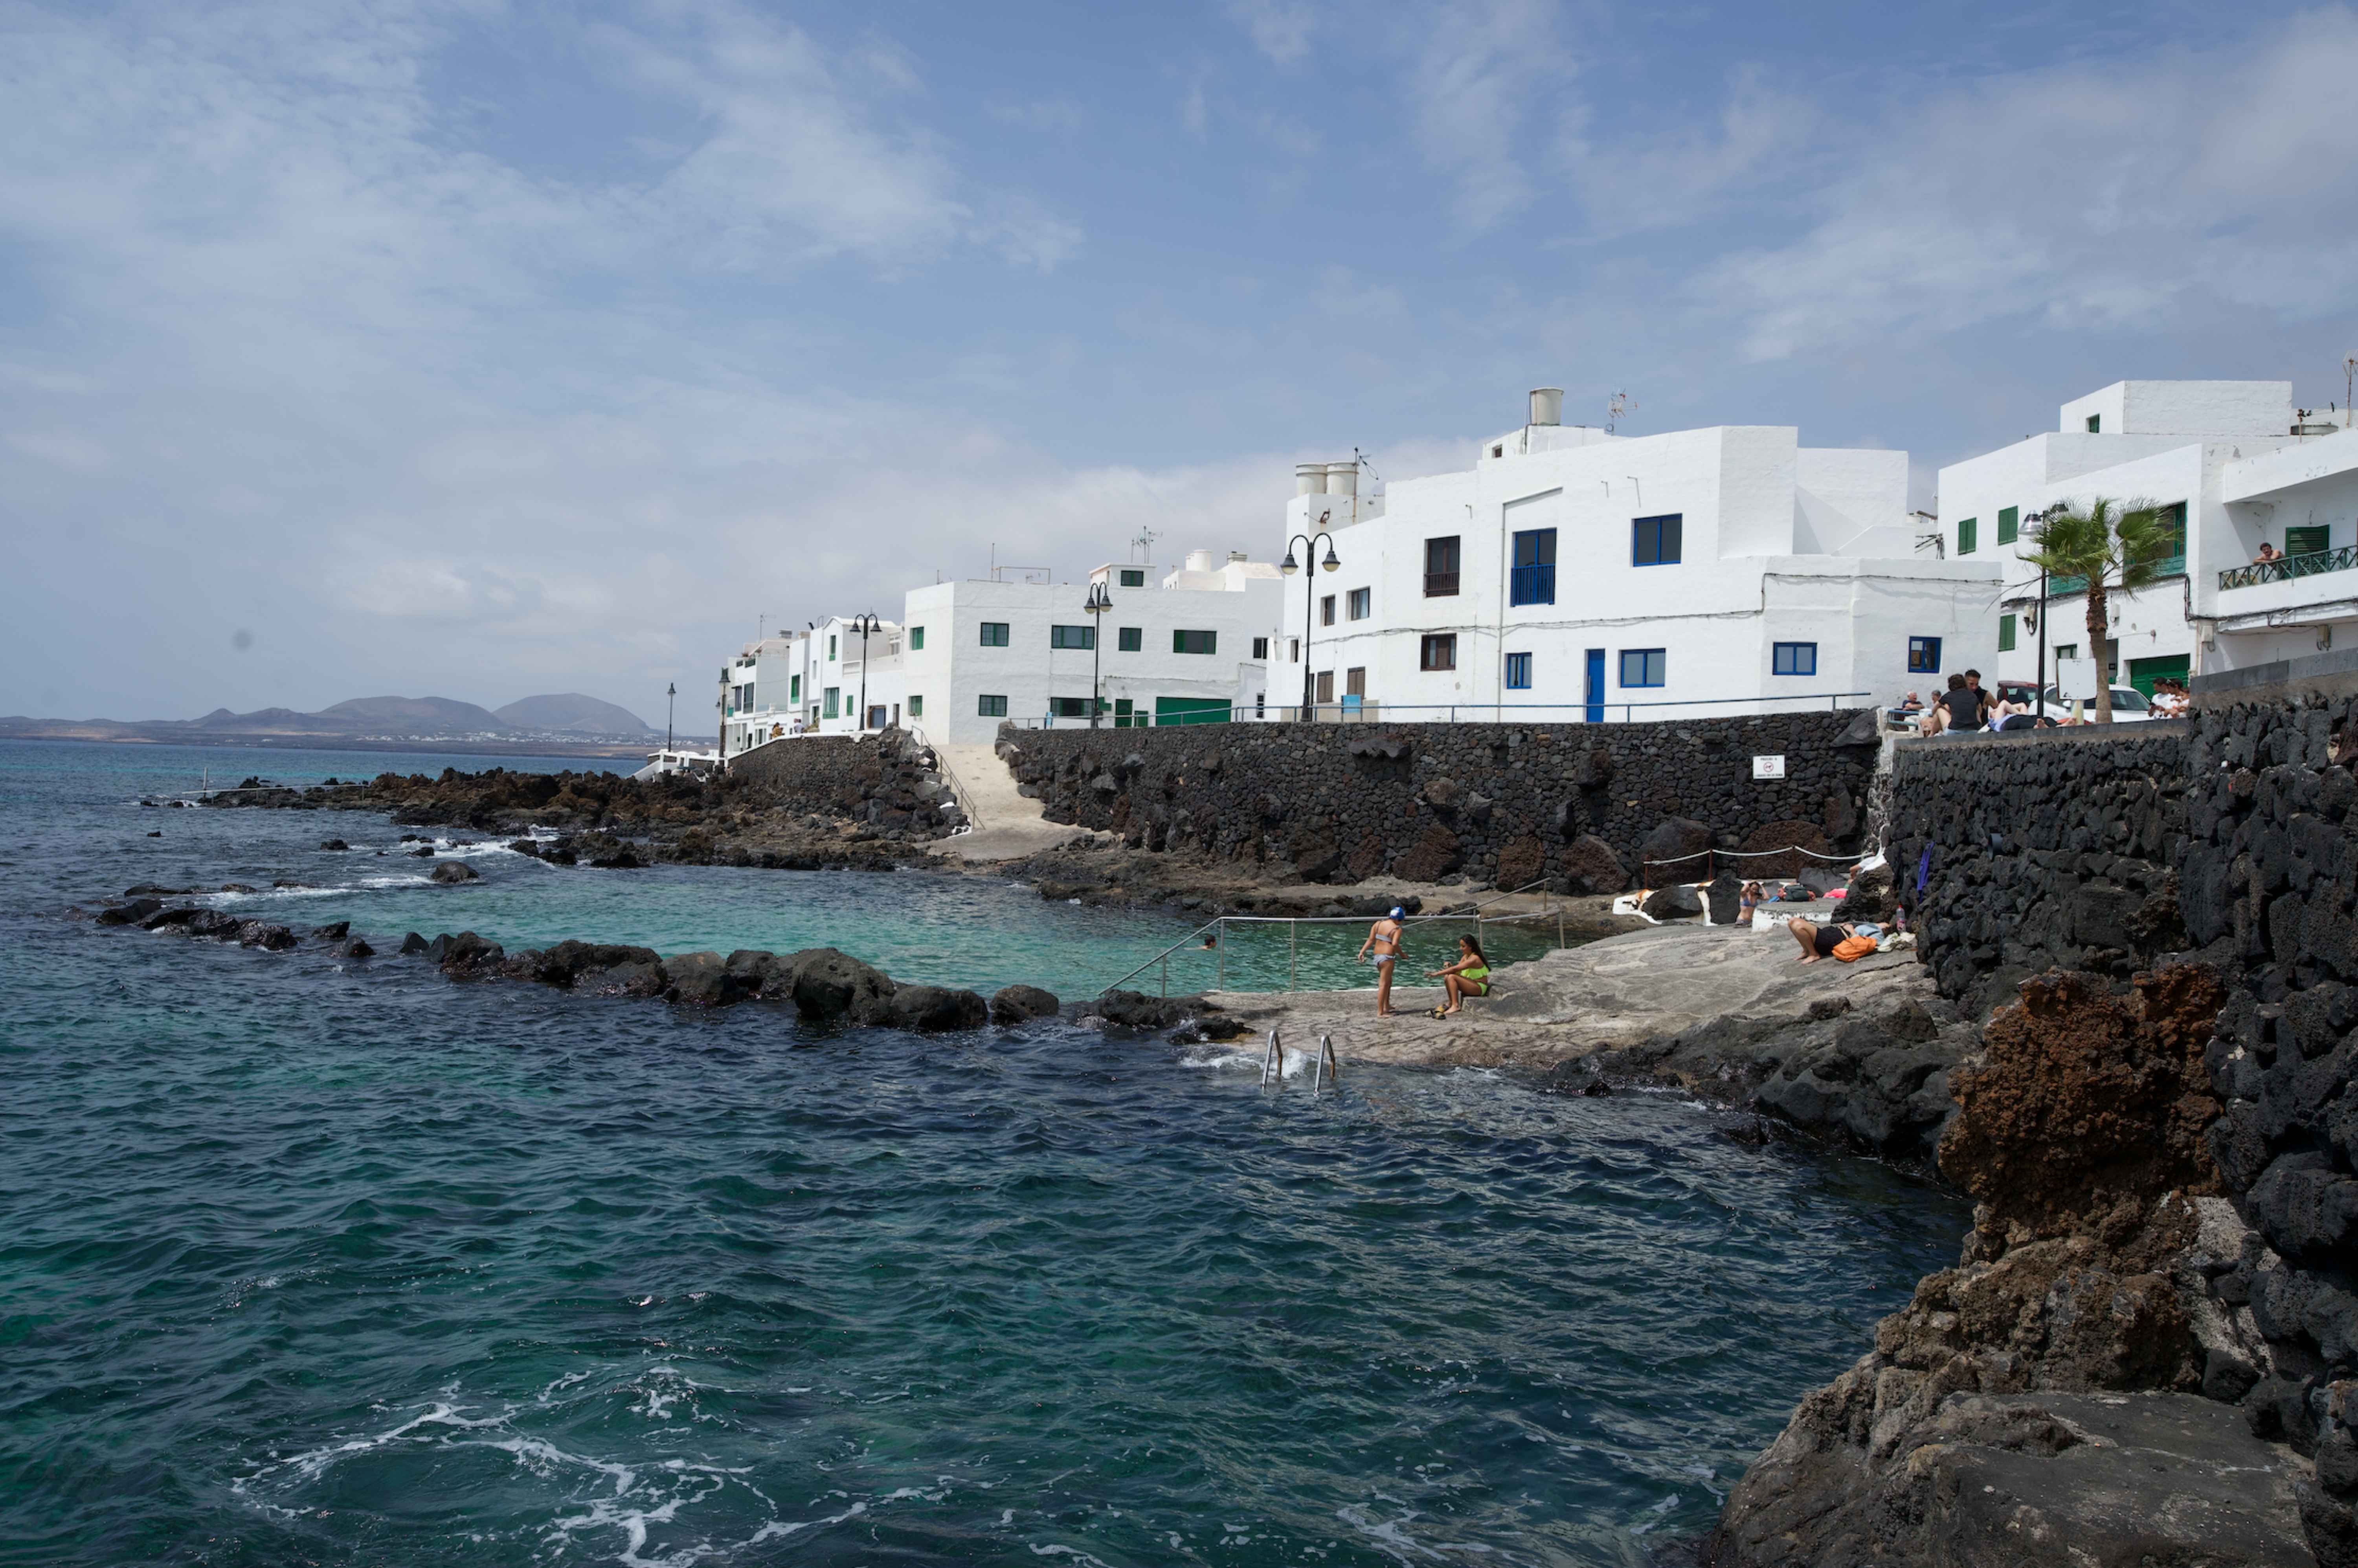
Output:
[929, 742, 1103, 863]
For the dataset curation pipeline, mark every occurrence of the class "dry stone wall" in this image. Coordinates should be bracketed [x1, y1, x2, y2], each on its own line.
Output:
[724, 730, 961, 837]
[999, 711, 1882, 891]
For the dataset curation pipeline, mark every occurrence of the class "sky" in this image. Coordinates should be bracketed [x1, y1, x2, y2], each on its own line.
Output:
[4, 0, 2356, 725]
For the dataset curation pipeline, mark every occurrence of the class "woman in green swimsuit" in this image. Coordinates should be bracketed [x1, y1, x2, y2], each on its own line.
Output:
[1429, 936, 1492, 1016]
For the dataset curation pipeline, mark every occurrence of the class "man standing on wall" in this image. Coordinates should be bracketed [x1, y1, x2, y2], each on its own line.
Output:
[1357, 907, 1406, 1018]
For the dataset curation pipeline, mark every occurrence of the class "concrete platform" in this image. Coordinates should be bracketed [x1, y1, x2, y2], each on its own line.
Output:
[1206, 920, 1926, 1069]
[927, 742, 1107, 863]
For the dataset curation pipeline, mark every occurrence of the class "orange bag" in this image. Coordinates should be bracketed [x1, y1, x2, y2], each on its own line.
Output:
[1831, 935, 1878, 962]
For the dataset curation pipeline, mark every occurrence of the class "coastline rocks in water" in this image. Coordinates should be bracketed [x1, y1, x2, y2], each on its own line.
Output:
[1083, 990, 1231, 1033]
[236, 920, 298, 951]
[96, 898, 165, 926]
[786, 947, 896, 1023]
[429, 861, 479, 884]
[310, 921, 349, 940]
[882, 984, 990, 1032]
[427, 931, 503, 976]
[1640, 883, 1703, 921]
[141, 905, 201, 931]
[341, 938, 374, 958]
[409, 845, 435, 857]
[186, 910, 243, 939]
[319, 838, 349, 851]
[663, 950, 753, 1008]
[399, 931, 430, 955]
[991, 984, 1062, 1024]
[124, 883, 190, 897]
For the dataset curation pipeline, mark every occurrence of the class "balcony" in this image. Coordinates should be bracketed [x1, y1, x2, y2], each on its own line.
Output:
[1423, 571, 1460, 597]
[2220, 545, 2357, 591]
[1509, 562, 1555, 606]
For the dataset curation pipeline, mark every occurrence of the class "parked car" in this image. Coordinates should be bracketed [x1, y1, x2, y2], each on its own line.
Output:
[2033, 684, 2159, 720]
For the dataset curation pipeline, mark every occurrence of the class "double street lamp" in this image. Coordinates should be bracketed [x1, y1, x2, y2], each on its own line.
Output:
[1280, 526, 1341, 718]
[1082, 579, 1113, 727]
[848, 612, 883, 730]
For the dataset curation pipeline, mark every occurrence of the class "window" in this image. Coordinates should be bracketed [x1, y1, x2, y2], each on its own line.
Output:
[1315, 670, 1334, 704]
[1772, 641, 1817, 676]
[980, 622, 1010, 647]
[1511, 528, 1556, 605]
[1173, 629, 1217, 655]
[977, 694, 1008, 717]
[1347, 587, 1370, 620]
[1119, 568, 1145, 588]
[823, 686, 840, 718]
[1998, 614, 2017, 653]
[828, 635, 837, 659]
[1619, 648, 1666, 687]
[1251, 636, 1269, 660]
[1050, 696, 1091, 718]
[909, 626, 925, 651]
[1424, 536, 1461, 596]
[2086, 414, 2101, 433]
[2054, 643, 2078, 663]
[1345, 667, 1366, 697]
[907, 694, 924, 717]
[1288, 637, 1300, 663]
[789, 674, 800, 703]
[1631, 514, 1682, 567]
[2286, 523, 2330, 558]
[1420, 634, 1456, 671]
[1504, 652, 1532, 689]
[1996, 507, 2018, 545]
[1908, 636, 1942, 673]
[1956, 517, 1977, 555]
[1320, 595, 1335, 626]
[1050, 624, 1095, 650]
[1118, 626, 1142, 652]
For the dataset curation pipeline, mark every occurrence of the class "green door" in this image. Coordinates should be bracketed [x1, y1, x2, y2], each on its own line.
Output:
[1153, 697, 1231, 726]
[2126, 654, 2189, 698]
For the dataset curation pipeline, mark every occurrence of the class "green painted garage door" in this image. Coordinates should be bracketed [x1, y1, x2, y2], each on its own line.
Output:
[1153, 697, 1232, 726]
[2126, 654, 2189, 698]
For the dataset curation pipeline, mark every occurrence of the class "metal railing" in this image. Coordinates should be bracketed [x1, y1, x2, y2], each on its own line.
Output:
[1008, 692, 1871, 730]
[2221, 543, 2358, 591]
[1261, 1030, 1341, 1094]
[1423, 571, 1460, 597]
[1098, 878, 1565, 999]
[1509, 562, 1555, 605]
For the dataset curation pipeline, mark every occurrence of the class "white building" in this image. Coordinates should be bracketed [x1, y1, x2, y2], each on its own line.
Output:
[718, 631, 806, 756]
[1937, 380, 2354, 693]
[1274, 389, 1998, 721]
[717, 616, 906, 757]
[899, 551, 1284, 744]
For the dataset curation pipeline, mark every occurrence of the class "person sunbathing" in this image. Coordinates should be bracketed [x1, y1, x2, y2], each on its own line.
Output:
[1426, 935, 1492, 1015]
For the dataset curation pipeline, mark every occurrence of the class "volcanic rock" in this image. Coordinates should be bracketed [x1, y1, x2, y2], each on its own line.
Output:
[990, 984, 1062, 1024]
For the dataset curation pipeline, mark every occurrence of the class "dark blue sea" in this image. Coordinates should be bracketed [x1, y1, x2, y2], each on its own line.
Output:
[0, 739, 1965, 1566]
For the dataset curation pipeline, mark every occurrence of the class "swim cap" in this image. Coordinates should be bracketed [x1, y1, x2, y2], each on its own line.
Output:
[1389, 907, 1405, 918]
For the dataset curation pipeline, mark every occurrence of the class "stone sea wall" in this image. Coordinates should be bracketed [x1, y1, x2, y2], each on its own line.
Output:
[1886, 723, 2192, 1017]
[725, 730, 962, 837]
[999, 710, 1882, 891]
[1710, 695, 2358, 1565]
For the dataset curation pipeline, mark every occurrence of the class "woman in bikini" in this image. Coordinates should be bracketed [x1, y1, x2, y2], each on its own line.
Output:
[1427, 935, 1492, 1015]
[1788, 916, 1855, 963]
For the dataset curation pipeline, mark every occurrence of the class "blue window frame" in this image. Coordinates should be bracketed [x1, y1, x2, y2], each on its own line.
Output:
[1632, 514, 1682, 566]
[1619, 648, 1665, 688]
[1908, 636, 1941, 673]
[1504, 652, 1532, 690]
[1510, 528, 1556, 606]
[1772, 641, 1817, 676]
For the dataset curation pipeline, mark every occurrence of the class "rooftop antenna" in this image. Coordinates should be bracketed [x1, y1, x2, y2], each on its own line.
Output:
[1130, 526, 1161, 565]
[1606, 390, 1632, 435]
[2345, 355, 2356, 422]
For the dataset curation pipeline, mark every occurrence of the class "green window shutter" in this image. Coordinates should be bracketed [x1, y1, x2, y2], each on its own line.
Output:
[1998, 613, 2016, 652]
[1996, 507, 2018, 545]
[1956, 517, 1977, 555]
[909, 627, 924, 651]
[2287, 525, 2332, 557]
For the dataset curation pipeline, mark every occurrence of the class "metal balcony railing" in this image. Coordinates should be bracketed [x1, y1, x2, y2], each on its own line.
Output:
[1423, 571, 1460, 597]
[2220, 544, 2358, 591]
[1509, 562, 1554, 606]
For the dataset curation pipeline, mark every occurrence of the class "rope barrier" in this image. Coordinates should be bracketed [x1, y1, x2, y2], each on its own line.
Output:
[1644, 844, 1865, 864]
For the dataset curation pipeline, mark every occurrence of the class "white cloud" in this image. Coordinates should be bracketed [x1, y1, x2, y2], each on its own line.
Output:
[6, 431, 107, 471]
[1558, 69, 1819, 239]
[1700, 9, 2358, 360]
[1397, 0, 1573, 235]
[1226, 0, 1317, 64]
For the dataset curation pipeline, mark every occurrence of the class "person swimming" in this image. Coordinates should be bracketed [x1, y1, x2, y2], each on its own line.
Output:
[1427, 935, 1491, 1016]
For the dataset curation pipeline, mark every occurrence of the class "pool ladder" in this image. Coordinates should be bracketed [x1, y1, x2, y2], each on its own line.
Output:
[1260, 1030, 1342, 1096]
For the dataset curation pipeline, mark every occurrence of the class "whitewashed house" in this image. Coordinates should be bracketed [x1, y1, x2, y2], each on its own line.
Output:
[1937, 380, 2352, 694]
[797, 615, 905, 736]
[718, 632, 807, 756]
[1274, 389, 1997, 721]
[899, 551, 1284, 745]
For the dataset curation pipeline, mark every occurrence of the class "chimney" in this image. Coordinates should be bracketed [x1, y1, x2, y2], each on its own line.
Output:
[1528, 387, 1564, 426]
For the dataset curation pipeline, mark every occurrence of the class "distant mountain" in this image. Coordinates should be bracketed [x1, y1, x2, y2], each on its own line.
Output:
[493, 693, 654, 735]
[320, 695, 510, 733]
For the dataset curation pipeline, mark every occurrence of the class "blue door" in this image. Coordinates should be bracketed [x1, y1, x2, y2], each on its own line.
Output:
[1583, 648, 1605, 723]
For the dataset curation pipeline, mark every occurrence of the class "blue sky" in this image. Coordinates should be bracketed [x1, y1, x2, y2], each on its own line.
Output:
[4, 0, 2354, 722]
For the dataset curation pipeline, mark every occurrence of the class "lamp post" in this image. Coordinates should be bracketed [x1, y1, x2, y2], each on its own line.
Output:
[666, 682, 675, 751]
[848, 612, 882, 730]
[1082, 579, 1112, 727]
[1279, 525, 1341, 719]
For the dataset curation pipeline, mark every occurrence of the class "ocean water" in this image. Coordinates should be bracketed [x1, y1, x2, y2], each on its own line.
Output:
[0, 740, 1967, 1566]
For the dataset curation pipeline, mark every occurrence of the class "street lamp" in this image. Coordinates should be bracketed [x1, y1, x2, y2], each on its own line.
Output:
[666, 681, 675, 752]
[848, 612, 882, 730]
[1279, 524, 1341, 719]
[1082, 579, 1113, 727]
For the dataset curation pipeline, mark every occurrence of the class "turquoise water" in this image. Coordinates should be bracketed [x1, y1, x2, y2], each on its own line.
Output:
[0, 740, 1968, 1565]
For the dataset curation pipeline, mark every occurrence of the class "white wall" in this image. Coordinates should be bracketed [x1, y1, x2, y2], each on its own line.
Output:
[2058, 380, 2290, 437]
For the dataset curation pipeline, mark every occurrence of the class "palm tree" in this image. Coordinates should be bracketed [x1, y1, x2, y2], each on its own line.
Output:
[2020, 498, 2179, 723]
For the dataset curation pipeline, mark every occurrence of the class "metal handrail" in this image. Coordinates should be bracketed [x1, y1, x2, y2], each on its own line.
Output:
[1012, 693, 1872, 729]
[1095, 879, 1559, 998]
[2220, 543, 2358, 591]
